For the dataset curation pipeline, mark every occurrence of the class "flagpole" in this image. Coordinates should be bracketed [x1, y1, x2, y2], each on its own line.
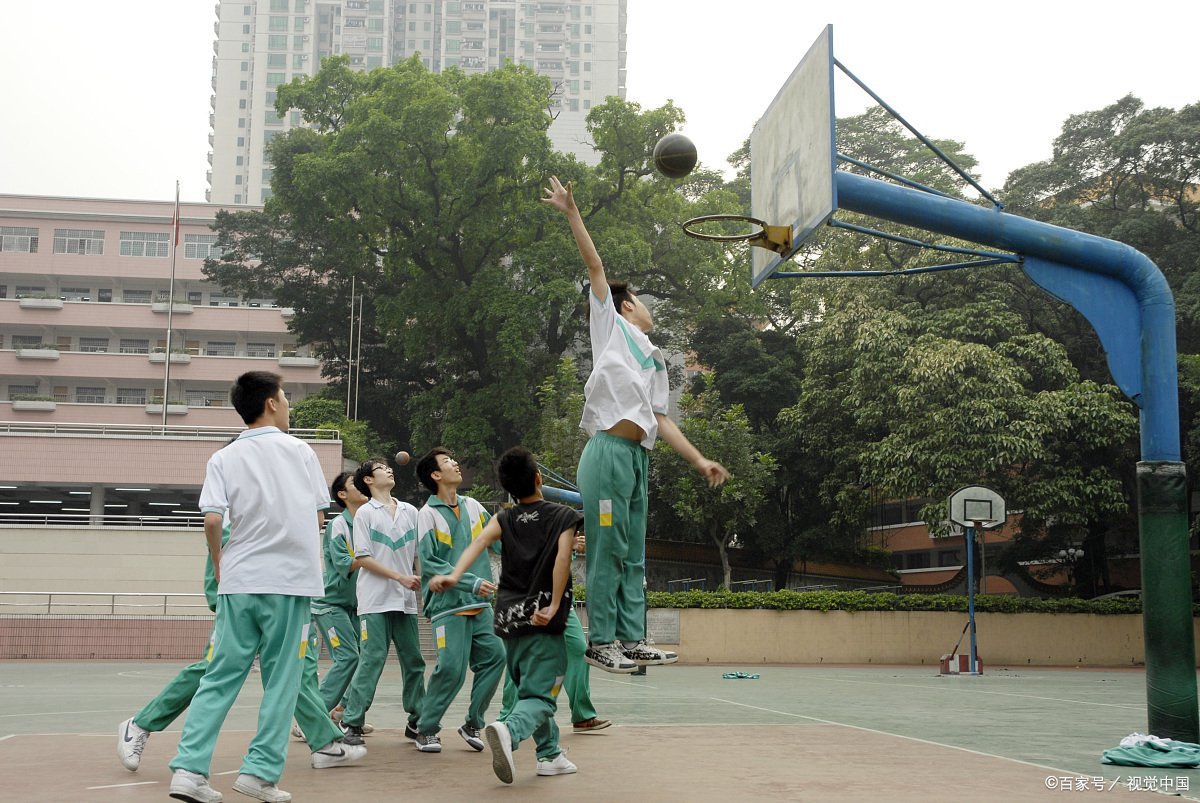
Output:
[161, 181, 180, 431]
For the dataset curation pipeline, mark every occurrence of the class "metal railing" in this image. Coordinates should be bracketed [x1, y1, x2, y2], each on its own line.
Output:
[0, 421, 340, 441]
[0, 512, 205, 528]
[667, 578, 707, 592]
[729, 579, 774, 592]
[0, 590, 211, 615]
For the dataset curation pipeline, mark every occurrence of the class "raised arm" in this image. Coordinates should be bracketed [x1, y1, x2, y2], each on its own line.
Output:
[656, 413, 732, 488]
[542, 176, 608, 301]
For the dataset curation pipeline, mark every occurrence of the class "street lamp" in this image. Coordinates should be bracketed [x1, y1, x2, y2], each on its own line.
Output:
[1058, 547, 1085, 587]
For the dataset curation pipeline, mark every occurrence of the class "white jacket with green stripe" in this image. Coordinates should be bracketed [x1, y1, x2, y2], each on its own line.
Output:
[352, 497, 419, 616]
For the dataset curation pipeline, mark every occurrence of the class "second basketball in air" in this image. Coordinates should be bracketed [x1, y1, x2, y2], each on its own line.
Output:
[653, 133, 698, 179]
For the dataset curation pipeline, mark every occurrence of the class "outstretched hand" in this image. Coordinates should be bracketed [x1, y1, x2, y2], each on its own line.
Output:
[541, 176, 576, 214]
[696, 458, 732, 488]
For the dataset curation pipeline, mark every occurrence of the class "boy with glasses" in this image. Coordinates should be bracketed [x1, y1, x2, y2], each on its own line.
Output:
[337, 457, 426, 743]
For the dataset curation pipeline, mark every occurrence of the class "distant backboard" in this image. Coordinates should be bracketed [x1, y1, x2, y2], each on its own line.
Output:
[750, 25, 837, 288]
[948, 485, 1006, 530]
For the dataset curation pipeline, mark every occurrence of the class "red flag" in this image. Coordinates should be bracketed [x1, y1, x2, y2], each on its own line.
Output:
[172, 183, 181, 248]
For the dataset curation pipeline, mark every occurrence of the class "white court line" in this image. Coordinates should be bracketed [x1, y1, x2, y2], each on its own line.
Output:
[214, 770, 241, 776]
[0, 734, 15, 742]
[817, 677, 1144, 710]
[86, 781, 158, 790]
[709, 697, 1099, 776]
[0, 704, 258, 719]
[588, 675, 659, 690]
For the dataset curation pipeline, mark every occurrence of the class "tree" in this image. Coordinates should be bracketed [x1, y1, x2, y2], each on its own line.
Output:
[290, 391, 392, 465]
[531, 356, 588, 482]
[648, 378, 775, 589]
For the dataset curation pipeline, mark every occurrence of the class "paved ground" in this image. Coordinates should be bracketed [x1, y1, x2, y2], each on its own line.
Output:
[1, 662, 1196, 801]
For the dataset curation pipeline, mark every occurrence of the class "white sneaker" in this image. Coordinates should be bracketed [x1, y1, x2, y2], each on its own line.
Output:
[311, 739, 368, 768]
[621, 640, 679, 666]
[231, 774, 290, 803]
[117, 717, 149, 771]
[536, 751, 577, 777]
[483, 721, 515, 784]
[169, 769, 223, 803]
[584, 642, 638, 673]
[289, 721, 304, 740]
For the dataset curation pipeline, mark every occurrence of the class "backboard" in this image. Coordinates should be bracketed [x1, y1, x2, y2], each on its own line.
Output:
[948, 485, 1006, 530]
[749, 24, 837, 288]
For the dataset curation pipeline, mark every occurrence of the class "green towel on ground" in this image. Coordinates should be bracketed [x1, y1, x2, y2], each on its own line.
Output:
[722, 672, 760, 679]
[1102, 733, 1200, 768]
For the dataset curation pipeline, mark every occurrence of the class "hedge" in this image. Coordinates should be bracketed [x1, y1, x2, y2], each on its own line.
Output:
[571, 587, 1171, 615]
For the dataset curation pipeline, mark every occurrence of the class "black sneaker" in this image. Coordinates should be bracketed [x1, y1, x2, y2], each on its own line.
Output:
[405, 721, 419, 740]
[414, 732, 442, 753]
[339, 721, 366, 744]
[621, 640, 679, 666]
[458, 725, 485, 751]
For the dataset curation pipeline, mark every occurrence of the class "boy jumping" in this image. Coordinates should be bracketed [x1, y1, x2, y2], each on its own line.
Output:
[430, 446, 580, 783]
[169, 371, 332, 803]
[338, 457, 427, 741]
[543, 176, 731, 673]
[413, 447, 505, 753]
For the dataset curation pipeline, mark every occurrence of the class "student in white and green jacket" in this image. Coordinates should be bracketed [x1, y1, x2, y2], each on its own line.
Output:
[310, 472, 367, 715]
[412, 447, 505, 754]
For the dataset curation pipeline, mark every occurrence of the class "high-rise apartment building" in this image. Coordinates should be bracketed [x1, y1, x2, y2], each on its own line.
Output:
[207, 0, 628, 205]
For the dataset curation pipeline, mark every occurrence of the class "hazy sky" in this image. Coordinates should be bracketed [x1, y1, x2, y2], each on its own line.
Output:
[2, 1, 1197, 204]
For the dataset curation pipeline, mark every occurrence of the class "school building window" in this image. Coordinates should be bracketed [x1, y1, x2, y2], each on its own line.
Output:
[119, 232, 170, 258]
[184, 234, 223, 260]
[0, 226, 38, 253]
[53, 229, 105, 255]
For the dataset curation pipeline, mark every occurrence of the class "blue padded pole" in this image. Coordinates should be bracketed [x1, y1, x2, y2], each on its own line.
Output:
[833, 170, 1196, 740]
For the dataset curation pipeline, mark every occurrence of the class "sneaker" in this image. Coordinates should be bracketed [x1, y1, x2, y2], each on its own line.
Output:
[231, 773, 290, 803]
[311, 739, 368, 769]
[169, 769, 223, 803]
[483, 721, 515, 784]
[339, 721, 366, 739]
[621, 640, 679, 666]
[584, 642, 638, 673]
[289, 722, 304, 740]
[414, 731, 442, 753]
[573, 717, 612, 733]
[359, 722, 374, 735]
[117, 717, 149, 771]
[536, 751, 577, 777]
[404, 720, 419, 740]
[458, 724, 485, 751]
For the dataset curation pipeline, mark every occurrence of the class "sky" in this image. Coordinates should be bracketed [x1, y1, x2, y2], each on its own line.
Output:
[1, 1, 1197, 204]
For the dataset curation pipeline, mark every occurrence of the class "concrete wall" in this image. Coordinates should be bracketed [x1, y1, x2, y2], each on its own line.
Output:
[659, 609, 1185, 667]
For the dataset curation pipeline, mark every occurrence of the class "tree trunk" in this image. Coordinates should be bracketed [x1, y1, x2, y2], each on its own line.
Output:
[711, 526, 732, 590]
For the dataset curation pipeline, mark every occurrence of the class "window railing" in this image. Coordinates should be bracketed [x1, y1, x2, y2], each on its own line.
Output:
[0, 590, 211, 615]
[0, 421, 340, 441]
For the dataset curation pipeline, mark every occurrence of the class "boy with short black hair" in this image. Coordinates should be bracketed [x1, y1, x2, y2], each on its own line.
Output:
[336, 456, 427, 743]
[430, 446, 580, 783]
[413, 447, 505, 753]
[543, 176, 731, 673]
[168, 371, 331, 803]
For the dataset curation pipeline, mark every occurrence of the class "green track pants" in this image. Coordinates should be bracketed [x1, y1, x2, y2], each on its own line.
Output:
[312, 605, 360, 712]
[416, 612, 504, 735]
[169, 594, 308, 782]
[342, 611, 426, 728]
[578, 430, 648, 644]
[499, 607, 596, 723]
[294, 619, 344, 751]
[134, 646, 209, 732]
[502, 632, 567, 760]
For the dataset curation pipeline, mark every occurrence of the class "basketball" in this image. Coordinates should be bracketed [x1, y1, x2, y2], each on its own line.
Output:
[394, 450, 410, 466]
[653, 133, 698, 179]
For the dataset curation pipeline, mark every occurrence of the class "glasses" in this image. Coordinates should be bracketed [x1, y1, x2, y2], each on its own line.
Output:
[371, 465, 393, 474]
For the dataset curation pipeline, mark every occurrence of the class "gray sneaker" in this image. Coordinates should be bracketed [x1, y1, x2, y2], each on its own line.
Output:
[232, 773, 290, 802]
[458, 724, 485, 751]
[584, 642, 638, 673]
[169, 769, 223, 803]
[117, 717, 149, 771]
[414, 731, 442, 753]
[621, 640, 678, 666]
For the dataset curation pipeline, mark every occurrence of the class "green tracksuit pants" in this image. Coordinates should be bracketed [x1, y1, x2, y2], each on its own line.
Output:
[170, 594, 308, 782]
[499, 607, 596, 723]
[578, 430, 648, 644]
[295, 620, 345, 751]
[503, 632, 567, 760]
[416, 611, 504, 735]
[312, 605, 360, 712]
[134, 651, 209, 732]
[342, 611, 426, 728]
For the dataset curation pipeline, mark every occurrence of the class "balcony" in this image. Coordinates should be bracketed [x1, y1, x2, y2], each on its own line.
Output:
[18, 297, 63, 310]
[148, 351, 192, 364]
[207, 151, 214, 166]
[208, 131, 215, 146]
[210, 94, 217, 110]
[151, 301, 195, 314]
[278, 354, 319, 367]
[0, 350, 321, 384]
[11, 399, 56, 412]
[145, 402, 189, 416]
[16, 348, 61, 360]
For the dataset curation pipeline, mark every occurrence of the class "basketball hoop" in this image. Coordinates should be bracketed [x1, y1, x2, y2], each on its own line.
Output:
[681, 214, 794, 255]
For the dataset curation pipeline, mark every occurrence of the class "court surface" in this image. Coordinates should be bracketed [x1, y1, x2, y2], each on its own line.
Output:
[2, 662, 1196, 801]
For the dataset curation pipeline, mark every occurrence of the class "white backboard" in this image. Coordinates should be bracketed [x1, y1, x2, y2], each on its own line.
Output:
[948, 485, 1006, 530]
[750, 24, 837, 288]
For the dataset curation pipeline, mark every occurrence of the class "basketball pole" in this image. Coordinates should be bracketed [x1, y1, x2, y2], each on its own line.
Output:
[833, 169, 1198, 741]
[966, 522, 979, 675]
